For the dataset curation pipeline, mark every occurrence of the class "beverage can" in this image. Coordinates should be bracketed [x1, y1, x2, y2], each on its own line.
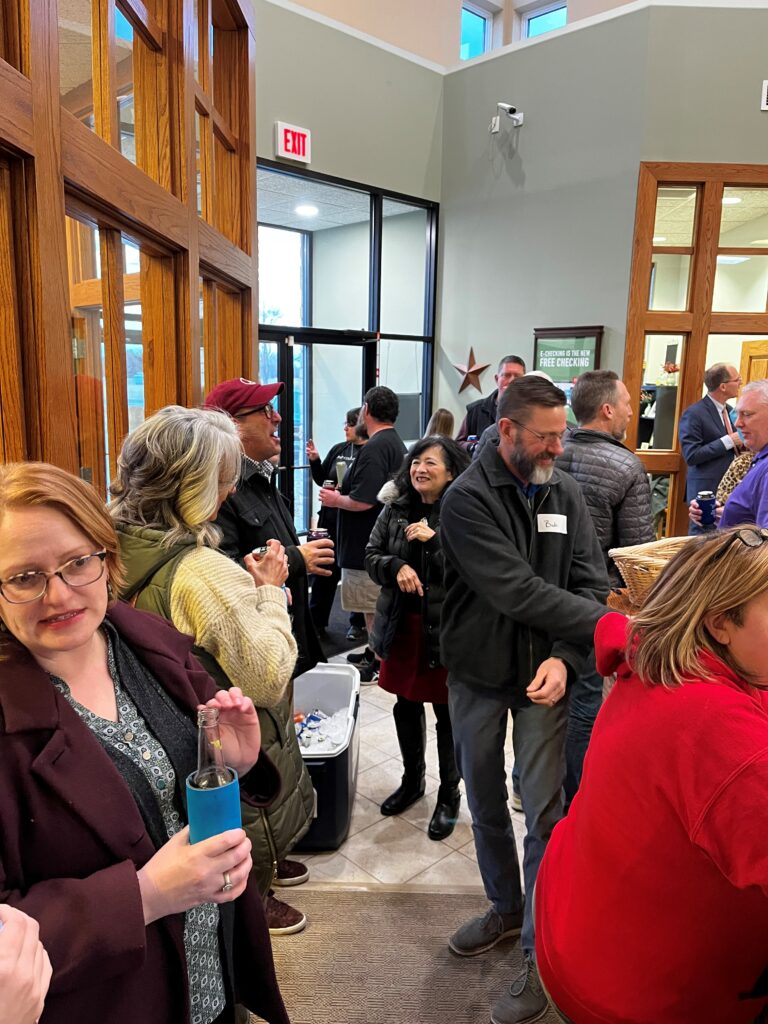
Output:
[697, 490, 716, 527]
[322, 479, 336, 489]
[307, 527, 330, 542]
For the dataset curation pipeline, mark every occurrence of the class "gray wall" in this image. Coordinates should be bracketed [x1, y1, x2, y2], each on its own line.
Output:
[436, 9, 651, 420]
[254, 0, 444, 199]
[435, 5, 768, 422]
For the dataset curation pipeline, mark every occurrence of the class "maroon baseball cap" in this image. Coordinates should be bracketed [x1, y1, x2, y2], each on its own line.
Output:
[204, 377, 284, 416]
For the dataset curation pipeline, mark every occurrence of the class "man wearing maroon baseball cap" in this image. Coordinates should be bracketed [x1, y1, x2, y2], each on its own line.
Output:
[204, 376, 334, 937]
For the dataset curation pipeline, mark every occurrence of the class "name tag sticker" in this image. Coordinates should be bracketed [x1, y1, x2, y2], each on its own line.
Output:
[537, 514, 567, 535]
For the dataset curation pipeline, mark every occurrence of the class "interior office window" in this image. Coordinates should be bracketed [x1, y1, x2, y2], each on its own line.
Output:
[115, 8, 136, 163]
[713, 187, 768, 313]
[380, 200, 428, 336]
[460, 5, 490, 61]
[258, 226, 306, 326]
[58, 0, 95, 130]
[526, 3, 567, 39]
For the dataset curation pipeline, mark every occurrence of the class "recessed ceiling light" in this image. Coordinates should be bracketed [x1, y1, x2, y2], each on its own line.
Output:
[652, 236, 667, 244]
[752, 239, 768, 245]
[722, 197, 742, 205]
[295, 204, 319, 217]
[716, 255, 750, 265]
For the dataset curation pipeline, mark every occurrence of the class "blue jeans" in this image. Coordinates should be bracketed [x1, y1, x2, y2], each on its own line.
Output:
[448, 676, 567, 954]
[564, 652, 602, 810]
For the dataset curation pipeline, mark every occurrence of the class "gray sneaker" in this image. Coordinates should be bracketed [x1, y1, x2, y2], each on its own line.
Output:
[449, 905, 524, 957]
[490, 954, 548, 1024]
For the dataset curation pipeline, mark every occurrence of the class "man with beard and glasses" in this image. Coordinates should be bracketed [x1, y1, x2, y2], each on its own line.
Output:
[439, 375, 609, 1024]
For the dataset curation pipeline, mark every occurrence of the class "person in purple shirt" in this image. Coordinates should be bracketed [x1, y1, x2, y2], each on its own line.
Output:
[690, 380, 768, 529]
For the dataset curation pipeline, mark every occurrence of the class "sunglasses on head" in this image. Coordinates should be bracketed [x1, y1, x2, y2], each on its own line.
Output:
[709, 527, 768, 564]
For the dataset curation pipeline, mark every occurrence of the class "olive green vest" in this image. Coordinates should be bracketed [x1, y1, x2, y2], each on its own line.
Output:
[116, 525, 313, 895]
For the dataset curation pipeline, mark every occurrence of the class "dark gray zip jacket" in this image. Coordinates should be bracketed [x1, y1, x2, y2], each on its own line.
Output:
[555, 428, 655, 587]
[440, 442, 609, 703]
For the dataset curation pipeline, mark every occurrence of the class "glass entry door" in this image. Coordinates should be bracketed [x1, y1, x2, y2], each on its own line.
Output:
[258, 332, 367, 535]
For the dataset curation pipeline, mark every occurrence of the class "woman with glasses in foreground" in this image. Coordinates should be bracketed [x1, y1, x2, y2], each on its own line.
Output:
[0, 462, 290, 1024]
[535, 527, 768, 1024]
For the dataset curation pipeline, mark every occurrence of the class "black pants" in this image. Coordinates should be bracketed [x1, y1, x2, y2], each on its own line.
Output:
[309, 563, 363, 631]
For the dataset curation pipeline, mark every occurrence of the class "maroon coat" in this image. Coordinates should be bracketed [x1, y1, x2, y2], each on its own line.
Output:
[0, 601, 290, 1024]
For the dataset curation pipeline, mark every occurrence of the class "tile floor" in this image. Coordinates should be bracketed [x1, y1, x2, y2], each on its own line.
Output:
[297, 651, 527, 892]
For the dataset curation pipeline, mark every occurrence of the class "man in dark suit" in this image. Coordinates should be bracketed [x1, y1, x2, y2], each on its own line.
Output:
[678, 363, 744, 525]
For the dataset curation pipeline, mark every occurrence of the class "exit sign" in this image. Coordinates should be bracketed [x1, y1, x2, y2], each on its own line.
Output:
[275, 121, 311, 164]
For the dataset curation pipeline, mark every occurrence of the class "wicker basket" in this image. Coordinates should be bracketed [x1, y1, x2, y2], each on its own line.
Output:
[608, 535, 694, 608]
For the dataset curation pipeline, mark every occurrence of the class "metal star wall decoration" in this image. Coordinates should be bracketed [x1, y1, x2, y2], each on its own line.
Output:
[453, 347, 491, 393]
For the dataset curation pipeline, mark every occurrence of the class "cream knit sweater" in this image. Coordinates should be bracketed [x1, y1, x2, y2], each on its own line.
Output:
[169, 546, 297, 709]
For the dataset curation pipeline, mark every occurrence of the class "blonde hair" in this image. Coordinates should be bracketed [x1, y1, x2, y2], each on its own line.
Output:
[628, 527, 768, 687]
[0, 462, 125, 598]
[424, 408, 455, 438]
[110, 405, 241, 547]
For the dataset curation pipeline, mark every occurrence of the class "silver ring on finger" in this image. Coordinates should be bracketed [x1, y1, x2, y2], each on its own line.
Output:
[222, 871, 233, 893]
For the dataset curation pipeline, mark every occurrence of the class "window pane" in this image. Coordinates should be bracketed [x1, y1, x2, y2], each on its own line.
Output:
[380, 200, 428, 336]
[258, 168, 370, 332]
[649, 254, 691, 311]
[258, 227, 305, 326]
[115, 8, 136, 164]
[59, 0, 95, 130]
[195, 111, 203, 216]
[378, 340, 424, 445]
[705, 334, 768, 394]
[66, 217, 108, 495]
[712, 255, 768, 313]
[652, 186, 697, 247]
[639, 334, 685, 451]
[526, 6, 567, 38]
[258, 341, 279, 384]
[719, 187, 768, 248]
[122, 238, 144, 431]
[648, 473, 671, 539]
[460, 7, 487, 60]
[309, 343, 364, 530]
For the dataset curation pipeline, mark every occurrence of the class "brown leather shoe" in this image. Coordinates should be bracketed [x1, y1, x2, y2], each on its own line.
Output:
[273, 858, 310, 886]
[266, 891, 307, 935]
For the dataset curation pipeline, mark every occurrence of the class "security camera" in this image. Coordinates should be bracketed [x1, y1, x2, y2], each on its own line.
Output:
[495, 102, 524, 128]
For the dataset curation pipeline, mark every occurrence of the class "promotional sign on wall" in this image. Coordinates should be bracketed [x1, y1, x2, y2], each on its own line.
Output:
[275, 122, 311, 164]
[533, 326, 603, 382]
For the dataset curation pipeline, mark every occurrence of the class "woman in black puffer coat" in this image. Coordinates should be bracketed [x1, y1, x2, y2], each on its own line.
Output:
[364, 436, 469, 840]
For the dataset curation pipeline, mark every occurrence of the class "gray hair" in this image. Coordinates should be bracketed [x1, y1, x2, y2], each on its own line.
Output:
[498, 354, 526, 374]
[740, 379, 768, 405]
[110, 405, 242, 547]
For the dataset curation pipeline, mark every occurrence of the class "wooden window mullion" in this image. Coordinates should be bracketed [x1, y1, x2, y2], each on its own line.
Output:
[100, 228, 129, 479]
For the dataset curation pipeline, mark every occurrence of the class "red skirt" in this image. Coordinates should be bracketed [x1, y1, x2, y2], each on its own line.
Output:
[378, 612, 448, 705]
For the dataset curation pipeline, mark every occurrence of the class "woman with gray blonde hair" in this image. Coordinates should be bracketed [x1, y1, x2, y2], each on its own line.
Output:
[111, 405, 296, 712]
[535, 527, 768, 1024]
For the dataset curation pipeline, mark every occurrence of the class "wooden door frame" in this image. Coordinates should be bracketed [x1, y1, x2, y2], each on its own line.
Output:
[624, 162, 768, 536]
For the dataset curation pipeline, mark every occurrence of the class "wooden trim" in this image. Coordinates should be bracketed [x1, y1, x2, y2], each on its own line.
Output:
[651, 246, 692, 256]
[635, 451, 682, 474]
[141, 251, 179, 414]
[0, 159, 26, 460]
[641, 162, 768, 186]
[623, 163, 658, 452]
[643, 311, 693, 332]
[709, 314, 768, 333]
[198, 216, 253, 287]
[61, 111, 189, 249]
[94, 0, 118, 148]
[24, 0, 78, 470]
[0, 59, 34, 155]
[117, 0, 163, 52]
[194, 83, 211, 115]
[99, 229, 129, 482]
[212, 106, 236, 152]
[71, 273, 141, 308]
[717, 248, 768, 257]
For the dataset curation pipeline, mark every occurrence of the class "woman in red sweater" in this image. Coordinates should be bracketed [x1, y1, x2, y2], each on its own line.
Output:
[536, 527, 768, 1024]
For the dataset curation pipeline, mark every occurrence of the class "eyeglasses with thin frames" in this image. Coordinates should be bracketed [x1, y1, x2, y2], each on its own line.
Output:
[510, 419, 567, 446]
[235, 403, 278, 421]
[709, 527, 768, 565]
[0, 551, 108, 604]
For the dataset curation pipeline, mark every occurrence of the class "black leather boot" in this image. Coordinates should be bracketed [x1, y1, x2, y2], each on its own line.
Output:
[428, 704, 461, 839]
[380, 697, 426, 816]
[428, 786, 461, 840]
